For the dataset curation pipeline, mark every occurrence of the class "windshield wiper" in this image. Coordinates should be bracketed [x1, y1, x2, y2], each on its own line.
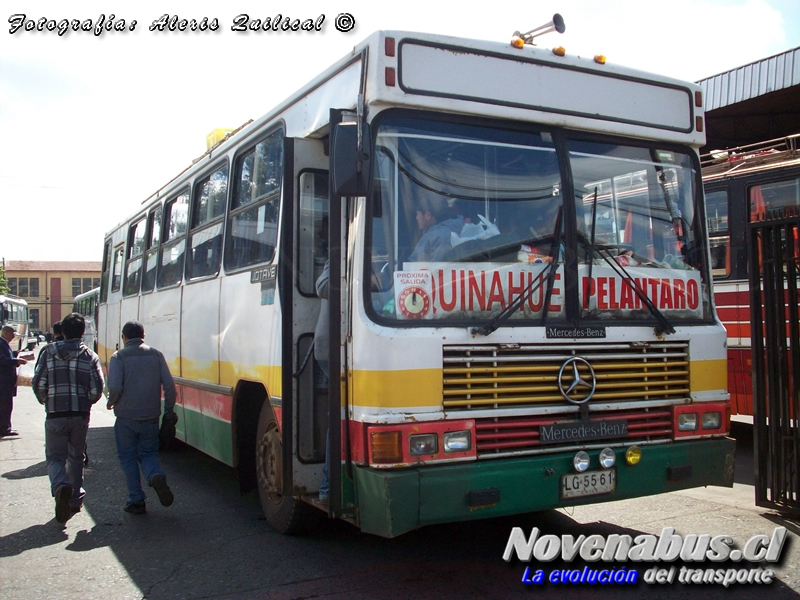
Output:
[582, 183, 674, 335]
[471, 207, 562, 336]
[580, 236, 675, 336]
[651, 151, 690, 260]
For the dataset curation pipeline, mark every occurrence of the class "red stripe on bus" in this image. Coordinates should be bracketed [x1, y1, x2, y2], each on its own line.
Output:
[723, 322, 752, 338]
[716, 307, 747, 321]
[714, 290, 750, 305]
[176, 383, 232, 422]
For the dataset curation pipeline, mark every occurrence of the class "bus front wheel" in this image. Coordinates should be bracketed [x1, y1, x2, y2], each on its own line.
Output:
[255, 403, 321, 535]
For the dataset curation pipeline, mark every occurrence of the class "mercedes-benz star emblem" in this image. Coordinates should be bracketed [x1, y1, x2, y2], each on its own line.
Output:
[557, 357, 597, 404]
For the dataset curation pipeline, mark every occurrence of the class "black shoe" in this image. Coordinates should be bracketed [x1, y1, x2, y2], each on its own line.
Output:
[124, 501, 146, 515]
[1, 430, 19, 437]
[151, 474, 174, 507]
[55, 486, 73, 524]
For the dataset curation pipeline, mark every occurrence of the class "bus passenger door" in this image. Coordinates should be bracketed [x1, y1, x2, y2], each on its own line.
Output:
[282, 137, 330, 496]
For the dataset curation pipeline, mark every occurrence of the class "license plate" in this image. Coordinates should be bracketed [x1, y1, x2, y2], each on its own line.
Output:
[561, 470, 616, 499]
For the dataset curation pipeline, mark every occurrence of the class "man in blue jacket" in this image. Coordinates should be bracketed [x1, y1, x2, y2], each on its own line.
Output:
[107, 320, 177, 515]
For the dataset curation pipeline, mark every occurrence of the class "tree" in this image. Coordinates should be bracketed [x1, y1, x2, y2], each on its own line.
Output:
[0, 265, 9, 295]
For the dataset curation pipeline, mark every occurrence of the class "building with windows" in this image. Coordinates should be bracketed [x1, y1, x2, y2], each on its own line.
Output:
[3, 260, 101, 333]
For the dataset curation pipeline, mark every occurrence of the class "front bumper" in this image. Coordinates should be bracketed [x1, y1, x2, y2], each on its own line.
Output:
[355, 437, 735, 538]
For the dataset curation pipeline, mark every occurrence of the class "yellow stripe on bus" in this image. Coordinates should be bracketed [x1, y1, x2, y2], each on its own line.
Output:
[98, 355, 728, 406]
[220, 362, 283, 396]
[351, 369, 443, 408]
[689, 359, 727, 392]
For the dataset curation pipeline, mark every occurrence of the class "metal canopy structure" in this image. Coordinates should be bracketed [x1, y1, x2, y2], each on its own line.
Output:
[698, 46, 800, 152]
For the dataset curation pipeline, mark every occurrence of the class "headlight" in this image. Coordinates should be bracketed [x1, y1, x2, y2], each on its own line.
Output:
[625, 445, 642, 465]
[678, 413, 698, 431]
[702, 412, 721, 429]
[599, 447, 616, 469]
[409, 433, 438, 456]
[443, 430, 471, 453]
[573, 451, 590, 473]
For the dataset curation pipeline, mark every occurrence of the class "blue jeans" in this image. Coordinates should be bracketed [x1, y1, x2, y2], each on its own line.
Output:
[45, 415, 89, 508]
[114, 417, 165, 505]
[319, 429, 330, 499]
[317, 360, 330, 499]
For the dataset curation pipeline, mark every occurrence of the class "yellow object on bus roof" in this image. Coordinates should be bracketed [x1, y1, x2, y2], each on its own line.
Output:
[206, 128, 234, 150]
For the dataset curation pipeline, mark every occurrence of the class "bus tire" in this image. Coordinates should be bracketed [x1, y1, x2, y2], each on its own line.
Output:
[255, 403, 321, 535]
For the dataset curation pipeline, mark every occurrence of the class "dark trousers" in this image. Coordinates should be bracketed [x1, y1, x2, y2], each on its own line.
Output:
[45, 415, 90, 507]
[0, 394, 13, 433]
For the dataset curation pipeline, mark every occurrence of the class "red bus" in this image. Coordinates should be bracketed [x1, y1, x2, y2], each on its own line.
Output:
[703, 134, 800, 415]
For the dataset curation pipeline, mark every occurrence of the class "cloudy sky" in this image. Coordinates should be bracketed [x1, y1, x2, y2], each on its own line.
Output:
[2, 0, 799, 262]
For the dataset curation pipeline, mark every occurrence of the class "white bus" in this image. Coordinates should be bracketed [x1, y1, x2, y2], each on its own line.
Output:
[0, 294, 30, 354]
[99, 29, 733, 537]
[72, 287, 100, 352]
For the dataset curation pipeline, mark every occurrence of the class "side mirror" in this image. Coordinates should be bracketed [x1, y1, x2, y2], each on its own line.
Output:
[331, 121, 371, 197]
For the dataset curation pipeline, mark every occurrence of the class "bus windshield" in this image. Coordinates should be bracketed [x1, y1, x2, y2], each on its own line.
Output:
[368, 116, 709, 325]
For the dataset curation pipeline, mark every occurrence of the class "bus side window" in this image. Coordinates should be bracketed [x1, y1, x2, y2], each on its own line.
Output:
[750, 179, 799, 219]
[298, 171, 329, 295]
[705, 189, 729, 278]
[123, 217, 146, 296]
[187, 163, 228, 281]
[100, 241, 111, 303]
[141, 204, 162, 293]
[111, 246, 124, 293]
[158, 190, 189, 288]
[225, 131, 283, 272]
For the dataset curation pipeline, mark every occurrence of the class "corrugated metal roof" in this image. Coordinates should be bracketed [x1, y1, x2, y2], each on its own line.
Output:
[698, 46, 800, 112]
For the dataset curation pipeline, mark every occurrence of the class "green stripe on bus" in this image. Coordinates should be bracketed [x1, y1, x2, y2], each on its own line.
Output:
[174, 406, 234, 467]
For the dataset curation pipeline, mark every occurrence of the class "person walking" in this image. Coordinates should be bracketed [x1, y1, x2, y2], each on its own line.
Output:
[313, 260, 330, 505]
[31, 313, 104, 524]
[107, 320, 176, 515]
[0, 325, 28, 437]
[35, 320, 90, 463]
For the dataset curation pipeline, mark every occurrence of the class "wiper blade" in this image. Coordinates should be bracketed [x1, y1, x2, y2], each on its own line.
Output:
[581, 236, 676, 336]
[539, 206, 564, 328]
[471, 207, 563, 336]
[651, 150, 690, 259]
[471, 264, 553, 336]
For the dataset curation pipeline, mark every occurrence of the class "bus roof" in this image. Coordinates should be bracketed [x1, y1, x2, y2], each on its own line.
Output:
[0, 294, 28, 306]
[702, 133, 800, 181]
[111, 30, 705, 236]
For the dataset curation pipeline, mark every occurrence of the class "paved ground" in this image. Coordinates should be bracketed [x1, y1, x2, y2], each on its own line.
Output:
[2, 353, 800, 599]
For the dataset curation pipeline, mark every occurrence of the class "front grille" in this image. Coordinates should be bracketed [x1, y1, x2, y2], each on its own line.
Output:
[443, 342, 690, 410]
[474, 407, 673, 456]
